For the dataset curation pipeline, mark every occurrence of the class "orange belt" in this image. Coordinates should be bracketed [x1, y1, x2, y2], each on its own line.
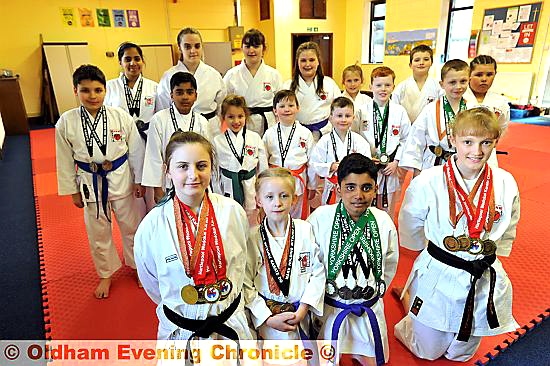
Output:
[326, 174, 338, 205]
[270, 164, 309, 219]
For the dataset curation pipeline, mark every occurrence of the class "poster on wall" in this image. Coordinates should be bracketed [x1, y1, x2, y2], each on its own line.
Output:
[385, 28, 437, 56]
[127, 10, 140, 28]
[477, 2, 542, 63]
[79, 8, 95, 27]
[97, 9, 111, 27]
[60, 8, 76, 27]
[113, 10, 126, 27]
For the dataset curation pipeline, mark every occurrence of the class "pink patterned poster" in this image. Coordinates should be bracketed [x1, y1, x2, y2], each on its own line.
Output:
[126, 10, 140, 28]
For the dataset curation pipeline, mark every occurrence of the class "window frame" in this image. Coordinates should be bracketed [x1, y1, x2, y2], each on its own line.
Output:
[368, 0, 386, 64]
[443, 0, 474, 61]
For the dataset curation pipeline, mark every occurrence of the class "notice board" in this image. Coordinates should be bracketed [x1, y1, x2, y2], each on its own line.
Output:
[477, 2, 542, 63]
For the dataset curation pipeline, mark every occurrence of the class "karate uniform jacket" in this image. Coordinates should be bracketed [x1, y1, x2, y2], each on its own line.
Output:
[263, 122, 317, 196]
[358, 101, 411, 193]
[105, 73, 158, 123]
[398, 158, 520, 335]
[55, 106, 144, 201]
[283, 76, 341, 135]
[342, 90, 373, 129]
[135, 193, 254, 340]
[142, 107, 209, 188]
[223, 60, 283, 134]
[245, 218, 326, 340]
[308, 205, 398, 360]
[309, 130, 372, 204]
[156, 60, 226, 117]
[399, 96, 455, 172]
[212, 129, 268, 211]
[393, 76, 442, 123]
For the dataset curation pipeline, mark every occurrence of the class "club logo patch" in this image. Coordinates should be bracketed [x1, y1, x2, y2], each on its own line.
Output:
[494, 204, 503, 222]
[111, 129, 124, 142]
[392, 125, 400, 135]
[245, 145, 256, 156]
[299, 252, 311, 273]
[145, 96, 154, 106]
[263, 82, 272, 92]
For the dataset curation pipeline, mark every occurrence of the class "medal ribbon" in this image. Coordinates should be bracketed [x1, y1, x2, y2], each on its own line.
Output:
[224, 127, 247, 165]
[80, 106, 107, 157]
[277, 122, 297, 167]
[328, 202, 383, 282]
[444, 160, 495, 238]
[170, 104, 195, 133]
[123, 75, 143, 117]
[439, 96, 467, 145]
[259, 218, 295, 296]
[330, 130, 351, 162]
[373, 103, 389, 154]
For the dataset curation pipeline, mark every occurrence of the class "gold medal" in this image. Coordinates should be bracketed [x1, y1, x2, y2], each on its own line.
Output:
[443, 236, 459, 251]
[482, 239, 496, 256]
[467, 239, 484, 255]
[434, 145, 443, 157]
[379, 154, 389, 165]
[457, 235, 472, 250]
[181, 285, 199, 305]
[203, 283, 221, 303]
[101, 160, 113, 171]
[89, 162, 98, 173]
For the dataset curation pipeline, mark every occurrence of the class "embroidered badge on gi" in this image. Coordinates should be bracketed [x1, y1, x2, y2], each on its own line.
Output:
[410, 296, 423, 316]
[299, 252, 311, 273]
[245, 145, 256, 156]
[320, 92, 327, 101]
[145, 96, 154, 106]
[392, 125, 400, 135]
[494, 204, 503, 222]
[165, 254, 178, 263]
[299, 138, 307, 149]
[263, 82, 272, 92]
[111, 129, 123, 142]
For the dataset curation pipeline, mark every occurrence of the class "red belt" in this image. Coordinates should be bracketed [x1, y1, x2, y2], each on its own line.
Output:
[270, 164, 309, 219]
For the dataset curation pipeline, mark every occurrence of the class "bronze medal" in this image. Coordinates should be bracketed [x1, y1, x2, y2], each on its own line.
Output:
[89, 162, 98, 173]
[203, 283, 221, 303]
[443, 236, 460, 251]
[468, 239, 484, 255]
[181, 285, 199, 305]
[443, 152, 453, 161]
[379, 154, 389, 165]
[101, 160, 113, 171]
[434, 145, 443, 157]
[482, 239, 496, 256]
[457, 235, 472, 250]
[271, 304, 282, 315]
[362, 285, 375, 300]
[338, 286, 353, 300]
[325, 280, 338, 297]
[281, 303, 295, 313]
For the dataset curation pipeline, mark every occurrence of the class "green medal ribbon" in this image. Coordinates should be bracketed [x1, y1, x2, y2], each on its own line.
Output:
[328, 202, 383, 282]
[373, 103, 389, 155]
[442, 96, 467, 144]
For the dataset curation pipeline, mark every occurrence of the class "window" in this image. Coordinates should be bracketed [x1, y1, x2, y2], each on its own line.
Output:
[444, 0, 474, 61]
[260, 0, 270, 21]
[365, 1, 385, 64]
[300, 0, 326, 19]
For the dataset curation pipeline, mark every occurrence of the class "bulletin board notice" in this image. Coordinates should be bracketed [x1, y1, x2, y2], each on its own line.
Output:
[477, 2, 542, 63]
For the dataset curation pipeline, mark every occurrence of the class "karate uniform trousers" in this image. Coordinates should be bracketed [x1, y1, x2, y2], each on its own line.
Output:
[395, 158, 520, 361]
[392, 76, 442, 123]
[223, 60, 283, 136]
[244, 217, 325, 340]
[309, 130, 372, 205]
[156, 60, 226, 138]
[106, 73, 159, 214]
[263, 123, 317, 219]
[358, 101, 411, 218]
[55, 106, 144, 278]
[307, 205, 399, 363]
[142, 107, 209, 189]
[283, 76, 342, 141]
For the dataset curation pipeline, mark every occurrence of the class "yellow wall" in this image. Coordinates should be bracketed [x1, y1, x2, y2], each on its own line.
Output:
[0, 0, 259, 117]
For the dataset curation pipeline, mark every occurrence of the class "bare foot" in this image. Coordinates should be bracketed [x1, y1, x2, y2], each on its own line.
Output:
[392, 287, 411, 311]
[95, 278, 112, 299]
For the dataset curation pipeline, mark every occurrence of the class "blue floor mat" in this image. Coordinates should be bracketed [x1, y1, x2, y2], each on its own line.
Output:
[511, 116, 550, 126]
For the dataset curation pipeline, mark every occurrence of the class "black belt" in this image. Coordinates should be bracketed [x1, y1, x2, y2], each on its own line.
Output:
[249, 106, 273, 133]
[201, 110, 217, 120]
[135, 120, 149, 141]
[427, 242, 499, 341]
[428, 145, 454, 166]
[163, 293, 242, 365]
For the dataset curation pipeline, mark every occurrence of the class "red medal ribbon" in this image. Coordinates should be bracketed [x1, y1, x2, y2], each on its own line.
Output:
[444, 160, 495, 238]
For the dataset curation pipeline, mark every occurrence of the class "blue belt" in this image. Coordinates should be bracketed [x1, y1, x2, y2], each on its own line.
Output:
[302, 118, 329, 133]
[324, 296, 384, 366]
[75, 153, 129, 221]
